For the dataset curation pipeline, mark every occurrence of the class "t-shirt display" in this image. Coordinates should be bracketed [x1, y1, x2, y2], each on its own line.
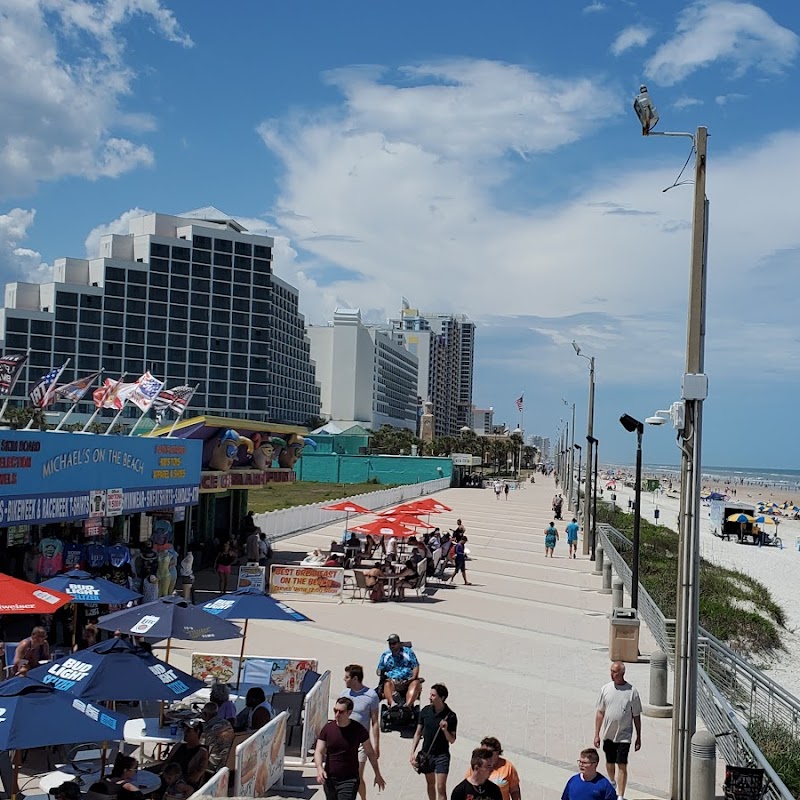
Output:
[84, 542, 109, 572]
[107, 543, 131, 568]
[63, 541, 84, 570]
[37, 537, 64, 577]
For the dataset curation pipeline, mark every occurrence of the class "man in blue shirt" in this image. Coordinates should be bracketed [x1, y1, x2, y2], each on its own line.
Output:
[376, 634, 421, 708]
[561, 748, 616, 800]
[566, 518, 580, 559]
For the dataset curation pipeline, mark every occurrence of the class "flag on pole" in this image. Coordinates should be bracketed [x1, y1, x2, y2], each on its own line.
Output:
[125, 372, 165, 412]
[153, 385, 196, 421]
[0, 353, 28, 395]
[515, 394, 524, 413]
[29, 362, 69, 408]
[92, 378, 133, 410]
[54, 370, 104, 403]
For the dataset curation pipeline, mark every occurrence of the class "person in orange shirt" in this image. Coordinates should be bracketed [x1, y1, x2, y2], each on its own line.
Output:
[466, 737, 521, 800]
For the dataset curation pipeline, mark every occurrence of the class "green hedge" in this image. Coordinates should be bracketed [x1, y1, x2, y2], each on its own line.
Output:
[596, 504, 786, 655]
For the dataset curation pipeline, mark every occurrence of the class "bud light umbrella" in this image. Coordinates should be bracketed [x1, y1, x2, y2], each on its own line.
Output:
[27, 636, 204, 701]
[0, 573, 72, 615]
[0, 676, 127, 800]
[39, 570, 142, 606]
[38, 570, 143, 645]
[199, 587, 310, 687]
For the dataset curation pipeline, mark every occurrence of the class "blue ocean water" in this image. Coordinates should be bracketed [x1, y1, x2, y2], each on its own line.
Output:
[638, 463, 800, 487]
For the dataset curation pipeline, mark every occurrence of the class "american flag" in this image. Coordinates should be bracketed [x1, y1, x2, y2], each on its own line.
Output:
[0, 353, 28, 395]
[126, 371, 165, 412]
[153, 385, 196, 420]
[515, 394, 524, 413]
[29, 362, 68, 408]
[55, 370, 103, 403]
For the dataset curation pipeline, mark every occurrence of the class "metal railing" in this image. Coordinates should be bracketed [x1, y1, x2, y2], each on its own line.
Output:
[254, 477, 452, 540]
[598, 523, 795, 800]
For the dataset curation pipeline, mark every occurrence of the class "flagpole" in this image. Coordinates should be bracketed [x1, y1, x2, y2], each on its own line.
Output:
[24, 358, 70, 429]
[82, 372, 127, 433]
[128, 408, 150, 436]
[103, 398, 129, 435]
[54, 370, 104, 432]
[167, 384, 200, 436]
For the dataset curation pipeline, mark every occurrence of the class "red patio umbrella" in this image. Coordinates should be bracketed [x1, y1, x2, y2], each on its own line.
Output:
[377, 514, 435, 529]
[322, 500, 372, 531]
[394, 498, 452, 514]
[0, 573, 72, 615]
[350, 519, 417, 538]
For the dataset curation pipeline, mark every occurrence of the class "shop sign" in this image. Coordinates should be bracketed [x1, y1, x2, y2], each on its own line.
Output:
[269, 566, 343, 599]
[200, 471, 233, 493]
[107, 488, 124, 516]
[237, 565, 266, 592]
[0, 431, 202, 525]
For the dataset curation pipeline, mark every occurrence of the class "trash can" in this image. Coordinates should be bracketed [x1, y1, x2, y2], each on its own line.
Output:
[609, 608, 640, 662]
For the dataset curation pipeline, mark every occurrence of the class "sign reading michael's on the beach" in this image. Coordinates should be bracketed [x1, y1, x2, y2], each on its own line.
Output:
[269, 565, 343, 600]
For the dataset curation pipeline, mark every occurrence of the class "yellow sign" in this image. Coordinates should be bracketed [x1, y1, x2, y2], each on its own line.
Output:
[269, 565, 343, 599]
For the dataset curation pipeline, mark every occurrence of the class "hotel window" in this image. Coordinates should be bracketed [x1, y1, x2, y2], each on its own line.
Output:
[192, 249, 211, 265]
[214, 238, 233, 253]
[234, 242, 252, 256]
[193, 235, 212, 250]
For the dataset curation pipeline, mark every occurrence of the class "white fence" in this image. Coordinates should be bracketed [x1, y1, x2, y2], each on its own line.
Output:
[254, 477, 452, 540]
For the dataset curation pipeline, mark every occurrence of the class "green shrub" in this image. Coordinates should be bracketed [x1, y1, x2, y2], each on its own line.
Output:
[748, 719, 800, 797]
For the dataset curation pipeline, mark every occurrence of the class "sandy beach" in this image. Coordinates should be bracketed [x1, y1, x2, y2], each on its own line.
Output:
[604, 478, 800, 699]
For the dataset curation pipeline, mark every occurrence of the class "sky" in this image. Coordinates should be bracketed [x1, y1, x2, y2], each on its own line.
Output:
[1, 0, 800, 468]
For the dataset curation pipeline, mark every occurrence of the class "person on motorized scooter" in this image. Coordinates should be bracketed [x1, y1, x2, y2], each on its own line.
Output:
[377, 634, 421, 708]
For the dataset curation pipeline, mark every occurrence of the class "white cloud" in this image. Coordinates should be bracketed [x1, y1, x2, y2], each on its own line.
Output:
[583, 2, 607, 13]
[83, 207, 153, 257]
[0, 0, 191, 198]
[0, 208, 50, 283]
[673, 96, 703, 109]
[715, 92, 747, 105]
[255, 60, 800, 387]
[646, 1, 799, 86]
[611, 25, 654, 56]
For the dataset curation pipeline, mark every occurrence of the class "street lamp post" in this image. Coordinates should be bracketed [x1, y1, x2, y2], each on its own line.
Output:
[634, 87, 709, 800]
[563, 398, 576, 510]
[619, 415, 643, 609]
[587, 435, 599, 560]
[573, 342, 595, 556]
[573, 443, 582, 519]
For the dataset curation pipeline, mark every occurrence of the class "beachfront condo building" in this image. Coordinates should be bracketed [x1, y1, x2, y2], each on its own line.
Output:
[307, 308, 419, 432]
[390, 304, 475, 437]
[0, 207, 321, 426]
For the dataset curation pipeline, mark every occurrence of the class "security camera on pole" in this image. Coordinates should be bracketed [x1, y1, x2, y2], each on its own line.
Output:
[633, 84, 709, 800]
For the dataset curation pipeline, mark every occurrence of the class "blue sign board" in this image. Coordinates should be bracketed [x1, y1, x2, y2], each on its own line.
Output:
[0, 431, 202, 525]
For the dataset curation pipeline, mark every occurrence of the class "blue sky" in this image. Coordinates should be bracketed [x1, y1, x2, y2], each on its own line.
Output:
[2, 0, 800, 468]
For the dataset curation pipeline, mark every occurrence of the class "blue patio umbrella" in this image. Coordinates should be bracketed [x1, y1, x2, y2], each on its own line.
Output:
[0, 676, 128, 799]
[27, 636, 204, 701]
[96, 595, 242, 645]
[198, 587, 310, 687]
[39, 570, 142, 605]
[754, 516, 777, 525]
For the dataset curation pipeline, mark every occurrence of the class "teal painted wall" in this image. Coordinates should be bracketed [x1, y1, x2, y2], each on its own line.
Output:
[294, 453, 452, 484]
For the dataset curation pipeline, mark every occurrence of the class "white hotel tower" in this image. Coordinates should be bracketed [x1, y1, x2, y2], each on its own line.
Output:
[0, 208, 321, 425]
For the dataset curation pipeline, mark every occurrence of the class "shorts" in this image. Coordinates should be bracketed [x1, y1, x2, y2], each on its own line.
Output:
[389, 677, 412, 694]
[216, 565, 231, 575]
[431, 753, 451, 774]
[602, 739, 631, 764]
[358, 744, 368, 765]
[567, 536, 578, 544]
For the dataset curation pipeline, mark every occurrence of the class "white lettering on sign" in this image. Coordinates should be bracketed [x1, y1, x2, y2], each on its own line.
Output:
[205, 599, 235, 611]
[130, 615, 160, 634]
[47, 659, 92, 682]
[32, 589, 61, 605]
[0, 707, 5, 723]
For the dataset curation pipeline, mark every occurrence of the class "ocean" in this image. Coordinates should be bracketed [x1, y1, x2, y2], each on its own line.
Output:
[606, 463, 800, 489]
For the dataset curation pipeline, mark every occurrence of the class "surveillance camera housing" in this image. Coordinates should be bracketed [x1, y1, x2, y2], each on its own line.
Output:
[645, 416, 667, 426]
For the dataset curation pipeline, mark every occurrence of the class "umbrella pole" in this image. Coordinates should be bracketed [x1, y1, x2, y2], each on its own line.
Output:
[235, 619, 249, 690]
[159, 638, 172, 727]
[72, 603, 78, 648]
[12, 748, 20, 800]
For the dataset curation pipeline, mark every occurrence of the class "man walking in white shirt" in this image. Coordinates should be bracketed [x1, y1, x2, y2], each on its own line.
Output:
[593, 662, 642, 800]
[342, 664, 381, 800]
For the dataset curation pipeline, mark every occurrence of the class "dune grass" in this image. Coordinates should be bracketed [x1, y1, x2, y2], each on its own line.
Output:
[247, 481, 397, 514]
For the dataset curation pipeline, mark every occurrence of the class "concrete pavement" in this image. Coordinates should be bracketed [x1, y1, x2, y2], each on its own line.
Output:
[169, 478, 673, 800]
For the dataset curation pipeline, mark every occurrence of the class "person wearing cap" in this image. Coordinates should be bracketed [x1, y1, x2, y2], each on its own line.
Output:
[162, 720, 209, 789]
[376, 635, 421, 708]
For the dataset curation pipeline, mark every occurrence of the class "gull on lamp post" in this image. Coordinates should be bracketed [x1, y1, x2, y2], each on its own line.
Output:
[619, 415, 643, 609]
[632, 86, 709, 800]
[573, 341, 595, 556]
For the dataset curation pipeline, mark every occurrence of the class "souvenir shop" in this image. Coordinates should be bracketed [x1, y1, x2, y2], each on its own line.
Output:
[0, 429, 202, 642]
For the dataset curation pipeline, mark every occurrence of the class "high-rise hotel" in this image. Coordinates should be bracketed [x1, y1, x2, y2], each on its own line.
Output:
[0, 208, 321, 425]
